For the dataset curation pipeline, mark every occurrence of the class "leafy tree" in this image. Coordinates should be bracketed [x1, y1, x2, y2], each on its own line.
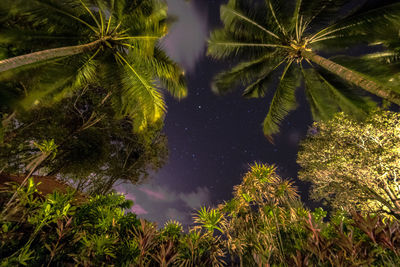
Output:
[208, 0, 400, 138]
[297, 110, 400, 219]
[0, 0, 187, 130]
[0, 86, 168, 195]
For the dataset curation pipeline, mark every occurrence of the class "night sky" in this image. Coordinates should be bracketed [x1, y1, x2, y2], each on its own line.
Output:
[117, 0, 325, 227]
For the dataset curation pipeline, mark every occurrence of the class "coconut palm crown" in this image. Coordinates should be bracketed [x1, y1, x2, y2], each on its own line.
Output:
[0, 0, 187, 130]
[208, 0, 400, 138]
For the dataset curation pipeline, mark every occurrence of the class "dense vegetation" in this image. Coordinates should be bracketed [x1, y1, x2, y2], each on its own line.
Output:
[1, 0, 400, 266]
[2, 161, 400, 266]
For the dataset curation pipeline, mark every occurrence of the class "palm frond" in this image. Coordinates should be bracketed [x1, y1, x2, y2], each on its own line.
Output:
[315, 68, 376, 118]
[77, 0, 101, 30]
[151, 47, 187, 99]
[221, 0, 279, 40]
[266, 0, 289, 38]
[26, 0, 98, 33]
[309, 3, 400, 46]
[115, 51, 166, 131]
[262, 61, 300, 138]
[296, 0, 354, 31]
[301, 63, 373, 121]
[361, 51, 400, 65]
[301, 65, 337, 121]
[208, 29, 288, 60]
[19, 53, 100, 108]
[120, 0, 168, 36]
[267, 0, 296, 34]
[242, 57, 286, 98]
[211, 52, 281, 95]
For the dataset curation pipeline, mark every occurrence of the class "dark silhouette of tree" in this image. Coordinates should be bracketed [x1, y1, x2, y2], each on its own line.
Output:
[0, 87, 168, 195]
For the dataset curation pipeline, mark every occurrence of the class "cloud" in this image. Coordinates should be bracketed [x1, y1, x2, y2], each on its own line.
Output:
[116, 182, 211, 229]
[120, 191, 136, 202]
[139, 187, 167, 201]
[139, 185, 177, 202]
[165, 208, 191, 225]
[162, 0, 208, 72]
[179, 187, 210, 209]
[131, 204, 148, 215]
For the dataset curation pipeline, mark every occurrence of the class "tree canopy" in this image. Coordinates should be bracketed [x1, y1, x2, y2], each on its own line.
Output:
[0, 87, 168, 195]
[297, 110, 400, 219]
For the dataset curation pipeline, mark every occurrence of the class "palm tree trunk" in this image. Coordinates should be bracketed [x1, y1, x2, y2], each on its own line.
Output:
[0, 39, 103, 73]
[302, 50, 400, 106]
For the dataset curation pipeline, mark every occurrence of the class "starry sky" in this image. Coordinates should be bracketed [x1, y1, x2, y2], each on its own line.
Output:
[116, 0, 396, 228]
[115, 0, 315, 228]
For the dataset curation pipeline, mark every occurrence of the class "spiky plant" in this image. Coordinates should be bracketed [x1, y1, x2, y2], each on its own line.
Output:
[0, 0, 187, 130]
[193, 206, 225, 234]
[176, 228, 226, 267]
[208, 0, 400, 138]
[162, 220, 184, 242]
[220, 163, 305, 265]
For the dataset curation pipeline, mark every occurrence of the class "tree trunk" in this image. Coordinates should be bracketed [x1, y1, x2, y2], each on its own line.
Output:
[0, 39, 103, 73]
[302, 50, 400, 106]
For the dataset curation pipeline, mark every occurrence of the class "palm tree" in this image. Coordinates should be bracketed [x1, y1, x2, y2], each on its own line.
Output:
[208, 0, 400, 138]
[0, 0, 187, 130]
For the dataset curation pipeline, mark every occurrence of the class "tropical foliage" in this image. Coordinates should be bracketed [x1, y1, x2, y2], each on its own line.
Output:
[0, 178, 226, 266]
[208, 0, 400, 138]
[2, 0, 400, 266]
[0, 0, 187, 130]
[194, 163, 400, 266]
[298, 110, 400, 219]
[3, 165, 400, 266]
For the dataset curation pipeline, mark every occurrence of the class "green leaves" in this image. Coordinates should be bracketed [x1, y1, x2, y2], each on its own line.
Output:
[310, 2, 400, 47]
[0, 0, 188, 132]
[193, 206, 225, 234]
[220, 0, 279, 41]
[0, 177, 227, 266]
[262, 61, 299, 138]
[297, 110, 400, 218]
[301, 66, 374, 121]
[212, 52, 279, 96]
[116, 51, 165, 131]
[33, 139, 58, 157]
[209, 0, 400, 138]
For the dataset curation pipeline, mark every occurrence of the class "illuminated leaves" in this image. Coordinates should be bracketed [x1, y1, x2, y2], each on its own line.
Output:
[298, 110, 400, 218]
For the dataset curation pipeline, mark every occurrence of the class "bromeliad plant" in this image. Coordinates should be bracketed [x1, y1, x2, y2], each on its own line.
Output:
[208, 0, 400, 138]
[0, 0, 187, 130]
